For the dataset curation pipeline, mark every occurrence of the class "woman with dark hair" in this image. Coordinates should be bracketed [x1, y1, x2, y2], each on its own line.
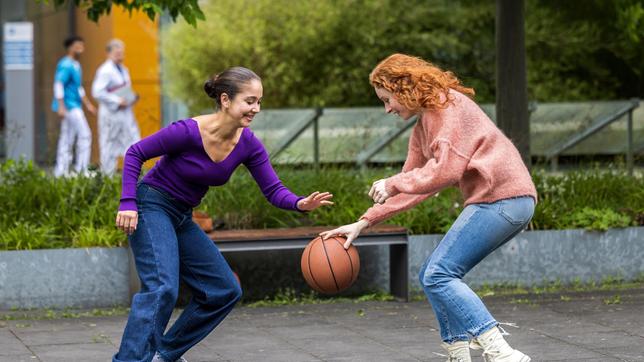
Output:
[114, 67, 333, 362]
[321, 54, 536, 362]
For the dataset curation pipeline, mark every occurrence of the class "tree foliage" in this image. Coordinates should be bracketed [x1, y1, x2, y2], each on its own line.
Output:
[164, 0, 497, 111]
[162, 0, 644, 111]
[40, 0, 205, 26]
[526, 0, 644, 101]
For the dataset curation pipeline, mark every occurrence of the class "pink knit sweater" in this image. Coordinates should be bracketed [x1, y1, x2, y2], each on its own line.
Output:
[361, 90, 537, 226]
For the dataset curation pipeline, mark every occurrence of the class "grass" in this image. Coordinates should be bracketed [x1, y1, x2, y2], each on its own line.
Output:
[251, 274, 644, 307]
[603, 295, 622, 305]
[0, 307, 130, 321]
[472, 274, 644, 299]
[2, 276, 642, 321]
[0, 292, 394, 321]
[509, 298, 538, 306]
[243, 288, 395, 308]
[0, 160, 124, 250]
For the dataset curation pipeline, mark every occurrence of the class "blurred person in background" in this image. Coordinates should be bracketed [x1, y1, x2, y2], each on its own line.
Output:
[51, 35, 96, 177]
[92, 38, 141, 175]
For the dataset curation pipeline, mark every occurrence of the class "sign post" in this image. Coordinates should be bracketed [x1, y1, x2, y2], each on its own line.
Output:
[3, 22, 34, 160]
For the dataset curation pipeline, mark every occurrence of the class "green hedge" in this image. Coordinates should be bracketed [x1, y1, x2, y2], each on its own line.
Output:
[0, 160, 123, 250]
[0, 160, 642, 250]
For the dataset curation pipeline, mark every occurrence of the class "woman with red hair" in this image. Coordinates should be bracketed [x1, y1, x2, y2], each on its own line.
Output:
[321, 54, 536, 362]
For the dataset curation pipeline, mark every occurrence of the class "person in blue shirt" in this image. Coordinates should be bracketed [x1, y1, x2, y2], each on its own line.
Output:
[51, 35, 96, 177]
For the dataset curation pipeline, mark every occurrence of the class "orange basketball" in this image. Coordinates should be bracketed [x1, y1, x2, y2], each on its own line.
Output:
[301, 236, 360, 294]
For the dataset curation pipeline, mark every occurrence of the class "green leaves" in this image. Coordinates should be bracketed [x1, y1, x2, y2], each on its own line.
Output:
[0, 221, 59, 250]
[563, 208, 633, 231]
[71, 225, 125, 248]
[0, 160, 124, 250]
[161, 0, 502, 112]
[201, 166, 642, 234]
[37, 0, 205, 26]
[160, 0, 643, 110]
[532, 168, 643, 231]
[617, 2, 644, 43]
[0, 160, 641, 250]
[526, 0, 644, 100]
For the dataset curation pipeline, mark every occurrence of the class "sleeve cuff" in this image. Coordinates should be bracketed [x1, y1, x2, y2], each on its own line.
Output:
[358, 216, 371, 227]
[384, 177, 400, 197]
[118, 199, 137, 212]
[360, 213, 382, 227]
[294, 196, 307, 213]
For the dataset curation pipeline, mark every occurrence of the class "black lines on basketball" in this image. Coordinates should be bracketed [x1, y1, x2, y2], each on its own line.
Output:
[322, 237, 341, 292]
[333, 237, 355, 283]
[306, 238, 326, 294]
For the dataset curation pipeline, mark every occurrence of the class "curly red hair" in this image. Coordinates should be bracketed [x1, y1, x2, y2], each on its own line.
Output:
[369, 53, 474, 111]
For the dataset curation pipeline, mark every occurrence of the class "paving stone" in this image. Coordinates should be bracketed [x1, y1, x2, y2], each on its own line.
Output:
[3, 293, 644, 362]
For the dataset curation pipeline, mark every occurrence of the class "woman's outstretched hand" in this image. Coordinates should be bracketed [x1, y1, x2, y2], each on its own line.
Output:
[297, 191, 334, 211]
[116, 210, 138, 235]
[319, 219, 369, 249]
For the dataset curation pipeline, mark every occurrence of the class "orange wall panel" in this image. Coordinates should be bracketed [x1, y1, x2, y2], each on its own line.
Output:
[75, 12, 113, 165]
[112, 8, 160, 170]
[75, 7, 161, 170]
[112, 8, 160, 137]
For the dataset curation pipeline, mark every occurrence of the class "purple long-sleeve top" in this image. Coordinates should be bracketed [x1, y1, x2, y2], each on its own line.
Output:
[119, 119, 304, 212]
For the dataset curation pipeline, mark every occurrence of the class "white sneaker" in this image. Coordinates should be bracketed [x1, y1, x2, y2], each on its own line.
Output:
[441, 341, 472, 362]
[152, 352, 188, 362]
[471, 327, 530, 362]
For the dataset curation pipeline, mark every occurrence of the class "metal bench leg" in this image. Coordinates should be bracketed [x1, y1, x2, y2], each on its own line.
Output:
[389, 243, 409, 302]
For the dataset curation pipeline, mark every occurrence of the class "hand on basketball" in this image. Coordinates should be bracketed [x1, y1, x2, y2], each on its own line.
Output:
[319, 219, 369, 249]
[297, 191, 334, 211]
[116, 210, 138, 235]
[369, 179, 390, 204]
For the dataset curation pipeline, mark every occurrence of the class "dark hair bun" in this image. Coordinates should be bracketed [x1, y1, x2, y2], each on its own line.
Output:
[204, 67, 261, 107]
[203, 75, 219, 99]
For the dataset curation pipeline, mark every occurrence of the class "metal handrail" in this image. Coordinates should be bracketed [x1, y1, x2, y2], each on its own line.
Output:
[546, 98, 639, 174]
[269, 108, 323, 168]
[259, 100, 640, 172]
[356, 115, 418, 167]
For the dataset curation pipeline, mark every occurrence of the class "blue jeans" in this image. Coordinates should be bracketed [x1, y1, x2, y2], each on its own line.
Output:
[418, 196, 535, 343]
[113, 183, 242, 362]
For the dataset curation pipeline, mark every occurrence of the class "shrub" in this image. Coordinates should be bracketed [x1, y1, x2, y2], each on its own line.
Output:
[0, 160, 641, 250]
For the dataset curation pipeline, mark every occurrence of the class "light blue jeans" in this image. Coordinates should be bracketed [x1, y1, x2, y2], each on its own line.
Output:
[419, 196, 535, 343]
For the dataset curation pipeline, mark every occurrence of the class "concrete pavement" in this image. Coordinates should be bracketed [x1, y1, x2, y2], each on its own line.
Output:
[1, 289, 643, 361]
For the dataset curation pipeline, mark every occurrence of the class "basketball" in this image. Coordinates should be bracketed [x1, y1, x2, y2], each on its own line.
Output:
[301, 236, 360, 294]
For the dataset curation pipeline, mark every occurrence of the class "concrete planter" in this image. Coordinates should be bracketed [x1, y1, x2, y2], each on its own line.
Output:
[407, 226, 644, 291]
[0, 227, 641, 310]
[0, 247, 131, 309]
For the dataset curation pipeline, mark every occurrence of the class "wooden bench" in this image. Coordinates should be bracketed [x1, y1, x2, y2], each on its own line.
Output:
[207, 224, 409, 301]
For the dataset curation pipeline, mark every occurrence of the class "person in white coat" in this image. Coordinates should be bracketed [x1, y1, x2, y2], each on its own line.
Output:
[91, 39, 141, 175]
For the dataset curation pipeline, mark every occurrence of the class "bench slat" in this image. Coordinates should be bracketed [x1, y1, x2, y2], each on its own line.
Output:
[206, 224, 410, 301]
[207, 224, 407, 242]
